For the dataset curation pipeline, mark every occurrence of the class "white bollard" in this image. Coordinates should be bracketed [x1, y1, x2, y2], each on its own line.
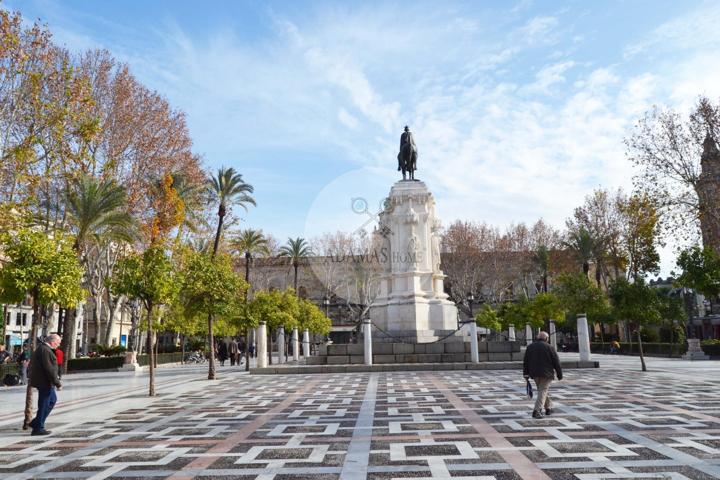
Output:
[303, 328, 310, 359]
[364, 319, 373, 366]
[469, 321, 479, 363]
[292, 327, 299, 362]
[257, 322, 267, 368]
[577, 314, 591, 361]
[525, 323, 533, 346]
[277, 326, 285, 364]
[549, 321, 557, 350]
[508, 325, 516, 342]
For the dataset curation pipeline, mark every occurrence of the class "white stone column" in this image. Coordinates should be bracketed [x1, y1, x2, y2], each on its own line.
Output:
[303, 328, 310, 359]
[525, 323, 533, 346]
[469, 321, 479, 363]
[508, 325, 516, 342]
[549, 321, 557, 350]
[292, 327, 299, 362]
[577, 314, 591, 361]
[257, 322, 267, 368]
[364, 319, 373, 366]
[277, 326, 285, 364]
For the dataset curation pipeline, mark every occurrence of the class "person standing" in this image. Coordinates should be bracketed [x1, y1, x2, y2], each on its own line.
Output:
[229, 338, 239, 366]
[19, 344, 31, 385]
[217, 339, 228, 366]
[54, 346, 64, 379]
[28, 334, 62, 435]
[0, 344, 11, 364]
[523, 331, 562, 419]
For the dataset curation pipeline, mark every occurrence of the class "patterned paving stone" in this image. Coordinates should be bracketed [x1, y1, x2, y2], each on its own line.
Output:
[1, 357, 720, 479]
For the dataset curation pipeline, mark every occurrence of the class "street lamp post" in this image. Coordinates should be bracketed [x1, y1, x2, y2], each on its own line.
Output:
[323, 295, 331, 348]
[467, 293, 475, 320]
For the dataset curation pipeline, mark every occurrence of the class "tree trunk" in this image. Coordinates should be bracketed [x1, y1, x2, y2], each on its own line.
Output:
[154, 334, 159, 368]
[147, 304, 156, 396]
[207, 313, 216, 379]
[60, 308, 77, 373]
[23, 290, 40, 429]
[268, 330, 273, 365]
[637, 326, 647, 372]
[212, 208, 224, 256]
[93, 294, 103, 348]
[293, 263, 299, 294]
[181, 334, 185, 364]
[245, 252, 251, 284]
[1, 304, 6, 342]
[245, 327, 251, 372]
[103, 294, 124, 346]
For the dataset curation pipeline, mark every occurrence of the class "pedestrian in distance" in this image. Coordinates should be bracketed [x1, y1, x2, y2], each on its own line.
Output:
[523, 331, 563, 419]
[229, 338, 239, 366]
[54, 345, 64, 379]
[0, 343, 11, 364]
[19, 344, 31, 385]
[28, 334, 63, 436]
[217, 339, 228, 366]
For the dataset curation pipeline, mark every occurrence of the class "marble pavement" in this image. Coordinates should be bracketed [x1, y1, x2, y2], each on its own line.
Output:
[0, 354, 719, 479]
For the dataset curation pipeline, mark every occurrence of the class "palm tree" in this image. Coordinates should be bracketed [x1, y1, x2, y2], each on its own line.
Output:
[534, 245, 550, 293]
[231, 229, 269, 285]
[63, 174, 134, 366]
[209, 167, 255, 256]
[279, 237, 311, 294]
[230, 229, 268, 371]
[207, 167, 255, 380]
[564, 227, 594, 278]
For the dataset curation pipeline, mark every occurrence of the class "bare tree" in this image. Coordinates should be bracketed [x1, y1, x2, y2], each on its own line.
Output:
[627, 96, 720, 249]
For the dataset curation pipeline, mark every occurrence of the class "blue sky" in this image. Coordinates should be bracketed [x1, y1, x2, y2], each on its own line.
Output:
[7, 0, 720, 272]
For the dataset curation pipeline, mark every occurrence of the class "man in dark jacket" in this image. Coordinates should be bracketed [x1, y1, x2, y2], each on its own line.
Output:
[523, 331, 562, 419]
[28, 334, 62, 435]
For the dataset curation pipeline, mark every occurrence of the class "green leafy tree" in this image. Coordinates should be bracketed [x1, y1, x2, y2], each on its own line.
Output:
[178, 250, 248, 379]
[675, 246, 720, 298]
[619, 194, 662, 281]
[554, 273, 609, 320]
[112, 246, 178, 396]
[608, 278, 662, 372]
[527, 292, 566, 330]
[297, 298, 332, 336]
[249, 289, 299, 364]
[0, 229, 84, 429]
[497, 301, 528, 330]
[474, 304, 501, 333]
[279, 237, 311, 294]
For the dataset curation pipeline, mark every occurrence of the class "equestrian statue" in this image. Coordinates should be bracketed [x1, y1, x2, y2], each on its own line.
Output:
[397, 125, 418, 180]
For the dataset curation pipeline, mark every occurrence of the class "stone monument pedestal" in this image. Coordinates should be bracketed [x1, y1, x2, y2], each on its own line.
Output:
[683, 338, 709, 360]
[369, 180, 458, 342]
[120, 351, 143, 372]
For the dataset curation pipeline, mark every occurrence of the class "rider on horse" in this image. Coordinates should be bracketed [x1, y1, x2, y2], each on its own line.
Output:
[397, 126, 418, 180]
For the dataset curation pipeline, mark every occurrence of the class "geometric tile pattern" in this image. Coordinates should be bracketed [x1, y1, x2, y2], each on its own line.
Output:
[2, 365, 720, 479]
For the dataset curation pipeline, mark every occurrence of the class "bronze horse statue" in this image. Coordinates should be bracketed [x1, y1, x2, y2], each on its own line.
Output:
[397, 126, 418, 180]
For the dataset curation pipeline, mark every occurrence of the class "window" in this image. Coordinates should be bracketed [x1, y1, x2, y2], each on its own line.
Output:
[16, 312, 21, 326]
[22, 313, 27, 326]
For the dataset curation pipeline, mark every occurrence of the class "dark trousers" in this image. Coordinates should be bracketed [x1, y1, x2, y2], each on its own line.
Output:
[31, 387, 57, 431]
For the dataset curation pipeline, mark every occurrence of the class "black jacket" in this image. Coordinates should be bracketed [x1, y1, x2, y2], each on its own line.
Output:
[29, 342, 61, 389]
[523, 340, 563, 380]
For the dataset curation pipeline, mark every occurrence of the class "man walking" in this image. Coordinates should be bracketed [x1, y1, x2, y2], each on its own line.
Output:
[229, 338, 239, 366]
[28, 334, 62, 435]
[523, 331, 562, 419]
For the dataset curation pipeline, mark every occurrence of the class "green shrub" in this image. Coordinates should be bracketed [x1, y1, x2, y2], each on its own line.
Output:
[640, 329, 660, 343]
[136, 352, 184, 366]
[95, 344, 127, 357]
[67, 356, 124, 371]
